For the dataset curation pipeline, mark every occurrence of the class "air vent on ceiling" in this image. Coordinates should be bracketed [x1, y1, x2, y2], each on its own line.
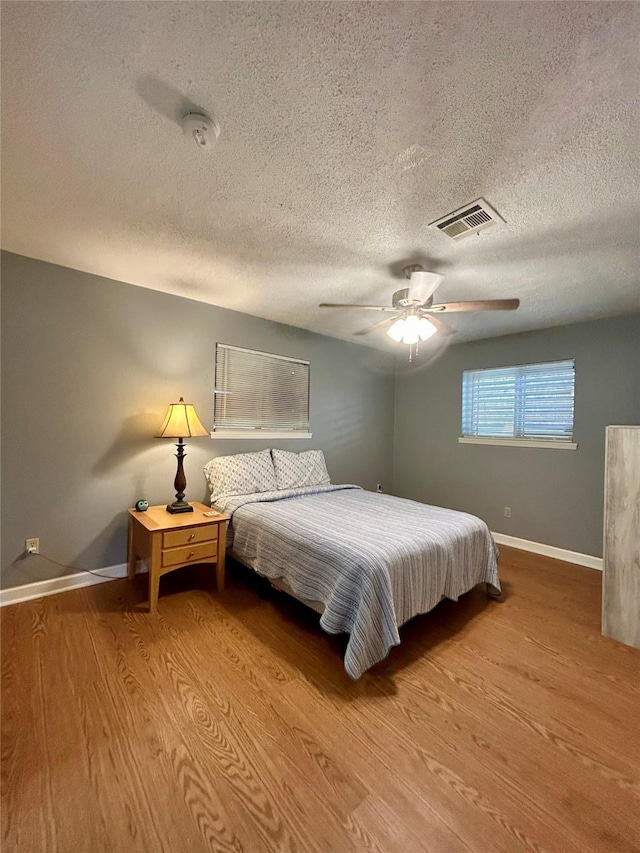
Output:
[429, 198, 504, 240]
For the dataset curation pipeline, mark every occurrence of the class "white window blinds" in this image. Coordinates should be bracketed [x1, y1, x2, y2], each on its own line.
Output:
[462, 359, 575, 442]
[214, 344, 310, 433]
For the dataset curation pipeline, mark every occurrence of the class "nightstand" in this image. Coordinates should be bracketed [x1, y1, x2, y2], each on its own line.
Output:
[127, 502, 230, 612]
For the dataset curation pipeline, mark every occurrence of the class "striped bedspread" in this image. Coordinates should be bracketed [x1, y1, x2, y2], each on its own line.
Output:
[216, 485, 500, 679]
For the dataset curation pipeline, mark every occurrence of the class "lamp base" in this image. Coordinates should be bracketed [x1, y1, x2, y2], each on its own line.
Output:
[166, 501, 194, 514]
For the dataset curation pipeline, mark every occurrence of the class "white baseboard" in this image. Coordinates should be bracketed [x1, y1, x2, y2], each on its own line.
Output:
[1, 533, 602, 607]
[491, 532, 602, 571]
[0, 562, 148, 608]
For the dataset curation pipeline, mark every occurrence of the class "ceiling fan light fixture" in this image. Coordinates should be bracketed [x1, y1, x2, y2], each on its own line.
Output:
[418, 317, 437, 341]
[387, 314, 438, 344]
[402, 314, 420, 344]
[387, 317, 406, 342]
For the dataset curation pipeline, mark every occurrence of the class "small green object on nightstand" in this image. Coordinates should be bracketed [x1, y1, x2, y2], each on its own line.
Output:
[135, 499, 149, 512]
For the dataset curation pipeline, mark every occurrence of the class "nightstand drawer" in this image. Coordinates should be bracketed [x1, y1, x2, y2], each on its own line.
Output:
[162, 541, 217, 568]
[163, 525, 218, 550]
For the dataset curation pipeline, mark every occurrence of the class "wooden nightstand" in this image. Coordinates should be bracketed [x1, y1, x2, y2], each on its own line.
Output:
[127, 502, 230, 612]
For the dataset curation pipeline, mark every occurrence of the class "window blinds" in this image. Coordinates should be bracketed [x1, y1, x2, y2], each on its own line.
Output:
[214, 344, 310, 432]
[462, 359, 575, 442]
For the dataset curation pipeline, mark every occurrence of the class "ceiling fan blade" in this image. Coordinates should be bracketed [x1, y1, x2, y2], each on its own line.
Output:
[420, 313, 457, 337]
[427, 299, 520, 313]
[319, 303, 396, 311]
[353, 316, 398, 336]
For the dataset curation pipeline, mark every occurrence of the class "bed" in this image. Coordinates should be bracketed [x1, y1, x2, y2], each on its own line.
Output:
[205, 450, 501, 679]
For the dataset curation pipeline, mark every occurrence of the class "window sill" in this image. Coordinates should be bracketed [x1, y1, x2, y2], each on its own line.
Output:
[211, 431, 313, 440]
[458, 437, 577, 450]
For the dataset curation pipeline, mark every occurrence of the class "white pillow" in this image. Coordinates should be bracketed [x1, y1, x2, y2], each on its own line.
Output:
[204, 450, 278, 503]
[272, 449, 331, 490]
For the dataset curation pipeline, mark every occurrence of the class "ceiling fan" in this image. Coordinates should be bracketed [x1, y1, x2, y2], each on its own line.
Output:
[319, 265, 519, 344]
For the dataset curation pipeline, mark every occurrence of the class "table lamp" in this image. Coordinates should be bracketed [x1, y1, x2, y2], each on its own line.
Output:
[156, 397, 209, 513]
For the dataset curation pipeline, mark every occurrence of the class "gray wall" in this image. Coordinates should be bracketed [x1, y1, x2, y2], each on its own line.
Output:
[393, 314, 640, 558]
[1, 252, 395, 589]
[3, 250, 638, 591]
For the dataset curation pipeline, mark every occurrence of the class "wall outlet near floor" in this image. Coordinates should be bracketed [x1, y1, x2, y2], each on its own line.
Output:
[376, 484, 383, 493]
[25, 538, 40, 555]
[503, 506, 512, 518]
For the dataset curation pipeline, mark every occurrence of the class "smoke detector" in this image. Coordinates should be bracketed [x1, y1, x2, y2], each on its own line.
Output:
[429, 198, 504, 240]
[181, 112, 220, 153]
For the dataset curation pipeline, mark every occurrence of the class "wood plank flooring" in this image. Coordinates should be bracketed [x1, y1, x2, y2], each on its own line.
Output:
[2, 546, 639, 853]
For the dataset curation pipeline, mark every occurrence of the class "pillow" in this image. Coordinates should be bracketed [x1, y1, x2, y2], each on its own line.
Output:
[204, 450, 278, 503]
[271, 449, 331, 490]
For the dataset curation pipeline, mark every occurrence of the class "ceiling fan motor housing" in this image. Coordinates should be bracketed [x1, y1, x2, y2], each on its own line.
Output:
[392, 288, 423, 308]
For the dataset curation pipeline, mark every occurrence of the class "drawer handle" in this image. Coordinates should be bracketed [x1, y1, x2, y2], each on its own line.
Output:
[188, 551, 195, 558]
[189, 533, 196, 541]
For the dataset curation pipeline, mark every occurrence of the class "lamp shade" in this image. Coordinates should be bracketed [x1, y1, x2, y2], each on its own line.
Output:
[402, 315, 420, 344]
[418, 317, 437, 341]
[155, 397, 208, 438]
[387, 318, 406, 342]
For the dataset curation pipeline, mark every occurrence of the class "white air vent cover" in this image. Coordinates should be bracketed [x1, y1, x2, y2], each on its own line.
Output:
[429, 198, 504, 240]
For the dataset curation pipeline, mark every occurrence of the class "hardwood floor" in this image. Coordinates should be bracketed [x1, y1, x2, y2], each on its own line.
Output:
[2, 546, 639, 852]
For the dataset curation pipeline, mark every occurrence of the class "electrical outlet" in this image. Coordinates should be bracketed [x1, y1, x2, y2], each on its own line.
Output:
[376, 484, 383, 493]
[504, 506, 512, 518]
[26, 538, 39, 554]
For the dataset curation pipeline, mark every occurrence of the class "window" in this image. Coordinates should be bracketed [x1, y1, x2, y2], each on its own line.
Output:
[213, 344, 311, 438]
[460, 359, 576, 449]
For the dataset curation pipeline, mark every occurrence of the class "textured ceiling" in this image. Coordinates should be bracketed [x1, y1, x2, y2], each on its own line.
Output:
[2, 1, 639, 349]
